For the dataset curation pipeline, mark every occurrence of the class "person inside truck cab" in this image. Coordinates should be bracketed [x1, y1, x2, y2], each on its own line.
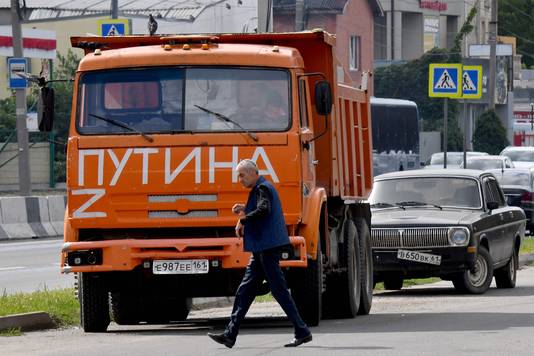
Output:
[233, 82, 287, 130]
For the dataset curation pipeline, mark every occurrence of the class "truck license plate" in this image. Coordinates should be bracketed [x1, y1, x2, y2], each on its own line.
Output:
[397, 249, 441, 266]
[152, 259, 209, 274]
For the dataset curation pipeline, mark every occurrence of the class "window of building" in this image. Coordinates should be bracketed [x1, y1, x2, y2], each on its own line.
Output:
[349, 36, 361, 71]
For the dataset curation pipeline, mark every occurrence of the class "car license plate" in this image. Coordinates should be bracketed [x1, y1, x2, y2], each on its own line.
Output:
[152, 259, 209, 274]
[397, 249, 441, 266]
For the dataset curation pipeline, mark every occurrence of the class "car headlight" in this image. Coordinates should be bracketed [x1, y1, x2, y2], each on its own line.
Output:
[449, 228, 469, 246]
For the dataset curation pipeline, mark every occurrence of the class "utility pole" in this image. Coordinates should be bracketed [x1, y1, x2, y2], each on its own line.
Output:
[295, 0, 305, 31]
[10, 0, 31, 196]
[488, 0, 498, 110]
[111, 0, 118, 19]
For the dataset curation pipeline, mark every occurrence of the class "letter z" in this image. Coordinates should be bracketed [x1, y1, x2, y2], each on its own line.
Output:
[72, 189, 107, 218]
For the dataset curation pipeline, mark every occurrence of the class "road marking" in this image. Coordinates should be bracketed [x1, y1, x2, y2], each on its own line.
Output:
[0, 266, 25, 271]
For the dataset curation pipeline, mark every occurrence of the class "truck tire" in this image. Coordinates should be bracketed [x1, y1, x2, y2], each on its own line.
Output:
[495, 248, 518, 289]
[452, 246, 493, 294]
[292, 238, 323, 326]
[356, 218, 373, 315]
[79, 273, 110, 332]
[322, 220, 361, 319]
[383, 274, 403, 290]
[110, 292, 141, 325]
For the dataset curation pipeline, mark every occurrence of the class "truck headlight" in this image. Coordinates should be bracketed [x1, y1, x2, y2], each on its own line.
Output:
[449, 228, 469, 246]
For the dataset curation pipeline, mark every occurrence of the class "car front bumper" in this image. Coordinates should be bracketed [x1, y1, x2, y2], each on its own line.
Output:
[372, 246, 476, 277]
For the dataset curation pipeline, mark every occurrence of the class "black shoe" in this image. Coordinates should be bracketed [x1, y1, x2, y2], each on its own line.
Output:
[284, 334, 312, 347]
[207, 332, 236, 348]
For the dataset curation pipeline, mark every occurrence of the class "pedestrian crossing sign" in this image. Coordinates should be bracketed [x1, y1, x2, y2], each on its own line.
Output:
[428, 63, 462, 98]
[97, 18, 131, 36]
[462, 65, 482, 99]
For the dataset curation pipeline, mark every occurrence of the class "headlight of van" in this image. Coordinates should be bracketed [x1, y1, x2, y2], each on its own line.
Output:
[449, 227, 470, 246]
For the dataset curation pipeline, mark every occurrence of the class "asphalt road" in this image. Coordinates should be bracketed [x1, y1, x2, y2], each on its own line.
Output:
[3, 265, 534, 355]
[0, 238, 73, 294]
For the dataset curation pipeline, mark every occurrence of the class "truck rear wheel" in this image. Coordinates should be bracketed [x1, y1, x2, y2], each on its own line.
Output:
[110, 292, 141, 325]
[323, 220, 361, 319]
[79, 273, 110, 332]
[356, 218, 373, 315]
[291, 238, 323, 326]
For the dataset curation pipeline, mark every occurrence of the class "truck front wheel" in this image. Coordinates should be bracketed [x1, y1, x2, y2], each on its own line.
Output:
[79, 273, 110, 332]
[356, 218, 373, 315]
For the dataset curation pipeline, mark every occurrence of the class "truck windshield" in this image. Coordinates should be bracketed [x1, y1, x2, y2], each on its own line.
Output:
[77, 67, 290, 135]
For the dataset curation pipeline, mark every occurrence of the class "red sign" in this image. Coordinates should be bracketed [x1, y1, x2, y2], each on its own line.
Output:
[420, 1, 447, 11]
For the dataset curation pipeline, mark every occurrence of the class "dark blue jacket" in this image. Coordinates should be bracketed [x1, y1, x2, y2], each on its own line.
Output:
[242, 176, 289, 252]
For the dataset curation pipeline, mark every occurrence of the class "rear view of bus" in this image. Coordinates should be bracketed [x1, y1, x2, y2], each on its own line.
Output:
[370, 97, 420, 176]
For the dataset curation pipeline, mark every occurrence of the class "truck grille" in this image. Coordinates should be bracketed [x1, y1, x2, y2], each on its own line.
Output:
[371, 227, 451, 248]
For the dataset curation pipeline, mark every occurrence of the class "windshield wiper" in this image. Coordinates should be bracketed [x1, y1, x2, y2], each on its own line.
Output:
[371, 202, 405, 210]
[194, 104, 258, 142]
[89, 113, 154, 143]
[396, 201, 443, 210]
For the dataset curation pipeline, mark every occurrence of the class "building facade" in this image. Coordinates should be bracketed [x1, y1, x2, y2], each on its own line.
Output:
[274, 0, 383, 94]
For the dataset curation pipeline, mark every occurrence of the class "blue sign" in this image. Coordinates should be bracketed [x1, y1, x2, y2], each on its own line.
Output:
[428, 63, 462, 98]
[7, 57, 28, 89]
[98, 19, 130, 36]
[462, 65, 482, 99]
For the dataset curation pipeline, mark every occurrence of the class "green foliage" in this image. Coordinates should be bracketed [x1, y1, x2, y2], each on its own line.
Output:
[499, 0, 534, 67]
[374, 8, 478, 152]
[472, 110, 509, 154]
[50, 50, 79, 182]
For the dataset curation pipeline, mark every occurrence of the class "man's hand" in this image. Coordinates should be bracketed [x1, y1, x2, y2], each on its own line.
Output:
[232, 203, 245, 215]
[235, 220, 244, 238]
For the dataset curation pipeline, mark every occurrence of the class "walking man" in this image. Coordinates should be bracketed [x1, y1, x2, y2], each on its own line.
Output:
[207, 159, 312, 348]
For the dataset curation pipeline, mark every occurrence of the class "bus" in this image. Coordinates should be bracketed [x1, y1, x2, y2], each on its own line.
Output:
[370, 97, 420, 176]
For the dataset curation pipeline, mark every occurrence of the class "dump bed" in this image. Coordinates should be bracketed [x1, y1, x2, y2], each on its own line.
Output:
[71, 30, 373, 200]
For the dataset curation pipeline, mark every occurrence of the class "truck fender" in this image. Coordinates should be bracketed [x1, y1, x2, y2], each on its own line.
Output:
[299, 187, 327, 261]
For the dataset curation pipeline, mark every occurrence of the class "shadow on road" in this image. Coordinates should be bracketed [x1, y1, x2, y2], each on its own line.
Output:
[377, 284, 534, 298]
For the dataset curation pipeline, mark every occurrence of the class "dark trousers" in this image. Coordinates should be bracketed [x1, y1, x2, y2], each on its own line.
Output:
[225, 247, 310, 339]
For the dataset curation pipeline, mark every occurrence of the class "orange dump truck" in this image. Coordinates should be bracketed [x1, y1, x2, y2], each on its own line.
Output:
[39, 31, 374, 332]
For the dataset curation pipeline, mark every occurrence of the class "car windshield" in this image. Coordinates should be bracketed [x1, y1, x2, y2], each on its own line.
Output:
[464, 159, 502, 170]
[369, 177, 482, 208]
[502, 150, 534, 162]
[76, 67, 290, 135]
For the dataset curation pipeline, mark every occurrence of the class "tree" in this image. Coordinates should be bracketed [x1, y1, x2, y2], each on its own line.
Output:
[472, 110, 509, 154]
[499, 0, 534, 68]
[50, 50, 80, 182]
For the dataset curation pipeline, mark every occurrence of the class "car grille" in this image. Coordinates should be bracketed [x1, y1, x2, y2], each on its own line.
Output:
[371, 227, 451, 248]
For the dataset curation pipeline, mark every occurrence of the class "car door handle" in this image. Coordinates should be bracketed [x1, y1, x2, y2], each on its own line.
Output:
[499, 214, 504, 222]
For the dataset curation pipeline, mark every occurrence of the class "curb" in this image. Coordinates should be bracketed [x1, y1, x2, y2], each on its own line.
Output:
[0, 312, 56, 332]
[519, 253, 534, 267]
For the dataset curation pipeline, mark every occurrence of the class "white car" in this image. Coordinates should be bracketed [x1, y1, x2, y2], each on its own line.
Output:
[425, 151, 489, 169]
[499, 146, 534, 169]
[460, 155, 514, 170]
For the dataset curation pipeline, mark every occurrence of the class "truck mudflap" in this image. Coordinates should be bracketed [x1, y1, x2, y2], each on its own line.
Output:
[61, 236, 307, 273]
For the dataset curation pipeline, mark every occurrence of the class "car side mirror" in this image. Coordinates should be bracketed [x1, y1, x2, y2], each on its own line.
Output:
[38, 87, 54, 132]
[486, 201, 499, 211]
[314, 80, 332, 116]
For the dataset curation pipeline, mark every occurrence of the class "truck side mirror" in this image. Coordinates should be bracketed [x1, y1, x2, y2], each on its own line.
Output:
[315, 80, 332, 116]
[38, 87, 54, 132]
[486, 201, 498, 211]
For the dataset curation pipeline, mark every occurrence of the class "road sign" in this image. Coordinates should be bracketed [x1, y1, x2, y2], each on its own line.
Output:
[7, 57, 28, 89]
[97, 19, 130, 36]
[462, 65, 482, 99]
[428, 63, 462, 98]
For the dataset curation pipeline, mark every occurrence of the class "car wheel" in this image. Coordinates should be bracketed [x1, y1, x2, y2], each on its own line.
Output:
[452, 246, 493, 294]
[494, 248, 518, 289]
[383, 274, 403, 290]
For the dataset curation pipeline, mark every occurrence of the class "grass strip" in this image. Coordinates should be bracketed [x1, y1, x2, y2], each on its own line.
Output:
[520, 236, 534, 255]
[0, 288, 78, 329]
